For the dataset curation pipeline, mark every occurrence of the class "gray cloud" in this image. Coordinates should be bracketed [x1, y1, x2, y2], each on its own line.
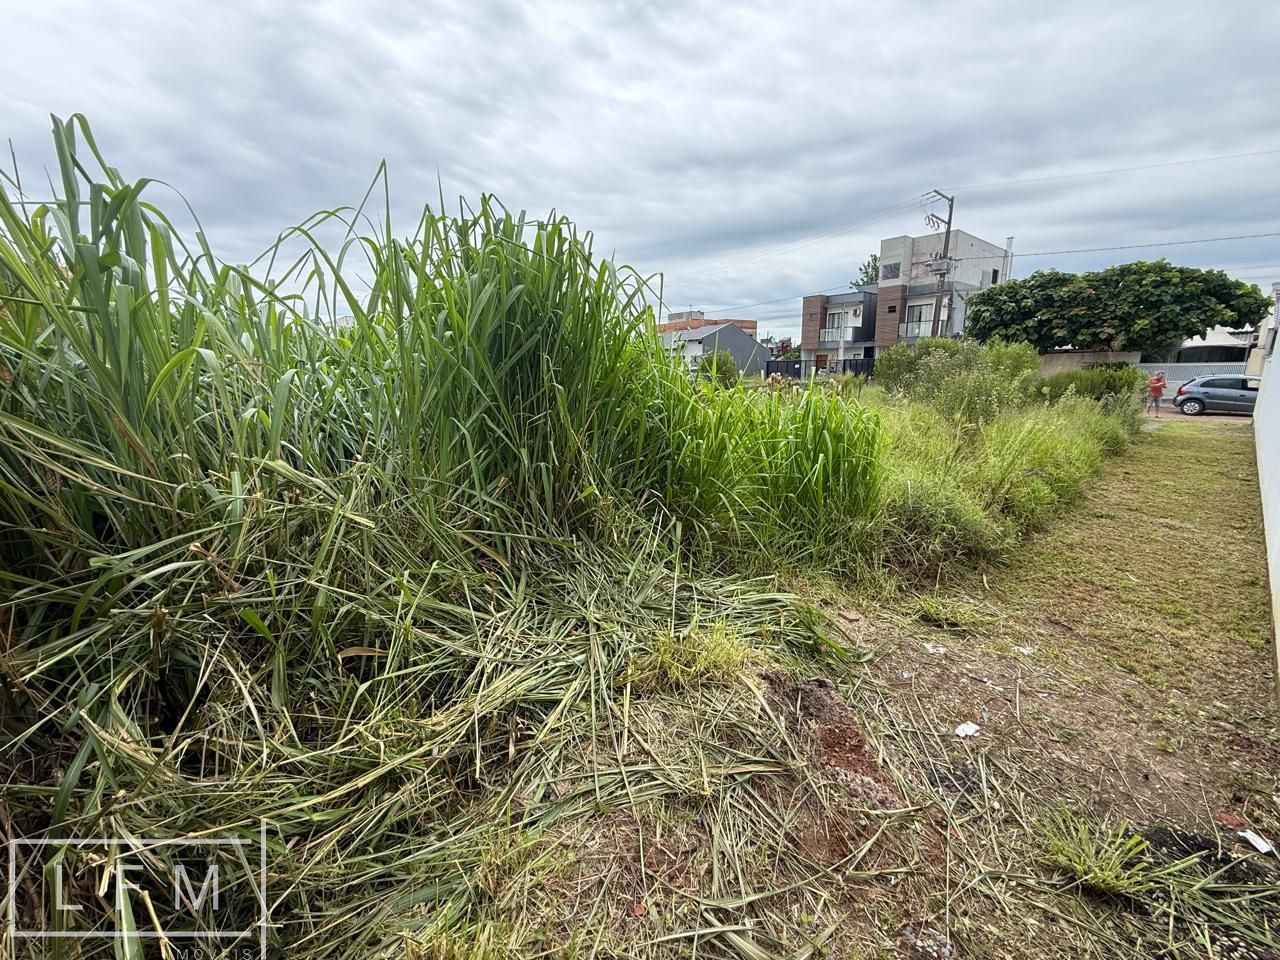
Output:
[3, 0, 1278, 336]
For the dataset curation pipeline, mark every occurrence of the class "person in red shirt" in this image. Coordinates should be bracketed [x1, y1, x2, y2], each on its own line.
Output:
[1146, 371, 1167, 416]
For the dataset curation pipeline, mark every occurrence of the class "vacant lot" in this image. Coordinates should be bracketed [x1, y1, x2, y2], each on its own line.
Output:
[837, 417, 1280, 957]
[3, 123, 1271, 958]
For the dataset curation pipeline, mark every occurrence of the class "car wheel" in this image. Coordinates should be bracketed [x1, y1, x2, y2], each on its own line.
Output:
[1180, 398, 1204, 416]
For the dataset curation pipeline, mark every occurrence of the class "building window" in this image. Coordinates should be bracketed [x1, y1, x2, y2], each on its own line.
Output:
[819, 309, 843, 342]
[820, 308, 864, 342]
[880, 261, 901, 281]
[898, 303, 932, 339]
[991, 268, 1000, 284]
[886, 304, 897, 314]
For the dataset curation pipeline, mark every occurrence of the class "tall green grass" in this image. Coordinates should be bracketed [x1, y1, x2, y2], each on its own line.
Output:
[873, 393, 1141, 572]
[0, 115, 886, 956]
[861, 338, 1144, 573]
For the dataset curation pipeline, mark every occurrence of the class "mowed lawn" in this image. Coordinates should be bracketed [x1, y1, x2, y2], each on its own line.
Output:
[842, 416, 1280, 959]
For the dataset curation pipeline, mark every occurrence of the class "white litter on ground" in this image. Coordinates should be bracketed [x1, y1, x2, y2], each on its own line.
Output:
[954, 721, 981, 738]
[1239, 830, 1275, 854]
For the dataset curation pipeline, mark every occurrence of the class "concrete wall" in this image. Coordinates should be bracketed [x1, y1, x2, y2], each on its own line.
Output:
[1039, 351, 1142, 375]
[668, 338, 703, 371]
[1254, 352, 1280, 704]
[1254, 282, 1280, 703]
[1134, 362, 1246, 398]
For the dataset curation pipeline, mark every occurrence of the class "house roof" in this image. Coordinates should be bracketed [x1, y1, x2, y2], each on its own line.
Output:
[1181, 325, 1253, 349]
[661, 322, 737, 347]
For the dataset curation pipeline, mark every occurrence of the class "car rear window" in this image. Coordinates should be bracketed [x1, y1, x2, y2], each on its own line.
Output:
[1201, 378, 1241, 389]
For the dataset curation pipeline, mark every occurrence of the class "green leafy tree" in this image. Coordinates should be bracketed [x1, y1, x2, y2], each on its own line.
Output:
[966, 260, 1271, 356]
[857, 253, 880, 286]
[962, 270, 1078, 352]
[697, 349, 740, 388]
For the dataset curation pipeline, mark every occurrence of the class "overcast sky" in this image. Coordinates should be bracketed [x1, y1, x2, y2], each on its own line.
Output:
[4, 1, 1279, 337]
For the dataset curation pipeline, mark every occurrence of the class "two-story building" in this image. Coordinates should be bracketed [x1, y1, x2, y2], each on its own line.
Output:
[799, 287, 878, 374]
[800, 229, 1012, 372]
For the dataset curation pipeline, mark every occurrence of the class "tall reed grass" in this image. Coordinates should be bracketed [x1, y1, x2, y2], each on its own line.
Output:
[0, 115, 886, 955]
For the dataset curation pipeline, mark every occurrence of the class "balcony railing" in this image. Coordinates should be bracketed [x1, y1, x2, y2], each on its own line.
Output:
[817, 326, 866, 343]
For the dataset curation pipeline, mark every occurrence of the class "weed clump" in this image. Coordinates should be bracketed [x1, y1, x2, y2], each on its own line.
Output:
[1040, 364, 1146, 403]
[875, 337, 1042, 420]
[868, 341, 1144, 574]
[626, 622, 763, 691]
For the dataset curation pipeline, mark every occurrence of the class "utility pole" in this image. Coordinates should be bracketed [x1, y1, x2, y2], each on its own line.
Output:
[926, 189, 955, 337]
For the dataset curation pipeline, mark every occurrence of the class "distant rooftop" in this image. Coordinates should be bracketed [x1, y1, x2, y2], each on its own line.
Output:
[660, 322, 737, 347]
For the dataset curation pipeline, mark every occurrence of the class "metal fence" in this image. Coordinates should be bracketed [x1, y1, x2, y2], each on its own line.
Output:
[765, 358, 875, 379]
[1135, 362, 1246, 398]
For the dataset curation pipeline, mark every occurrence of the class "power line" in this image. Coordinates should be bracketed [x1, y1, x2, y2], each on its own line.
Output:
[668, 148, 1280, 289]
[955, 231, 1280, 262]
[702, 285, 848, 314]
[946, 148, 1280, 193]
[1213, 262, 1280, 272]
[665, 194, 930, 286]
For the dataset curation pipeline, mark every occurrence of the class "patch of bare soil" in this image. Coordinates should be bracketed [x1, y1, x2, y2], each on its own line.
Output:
[764, 670, 901, 810]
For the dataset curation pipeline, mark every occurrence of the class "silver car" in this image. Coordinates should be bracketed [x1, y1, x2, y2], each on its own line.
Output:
[1172, 375, 1261, 416]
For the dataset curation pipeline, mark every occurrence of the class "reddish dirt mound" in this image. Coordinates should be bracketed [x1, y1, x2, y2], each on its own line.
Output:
[765, 672, 900, 808]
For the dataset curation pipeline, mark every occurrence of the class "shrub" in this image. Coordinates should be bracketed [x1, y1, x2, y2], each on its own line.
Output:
[1040, 365, 1145, 403]
[697, 349, 739, 388]
[875, 338, 1040, 419]
[873, 336, 964, 390]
